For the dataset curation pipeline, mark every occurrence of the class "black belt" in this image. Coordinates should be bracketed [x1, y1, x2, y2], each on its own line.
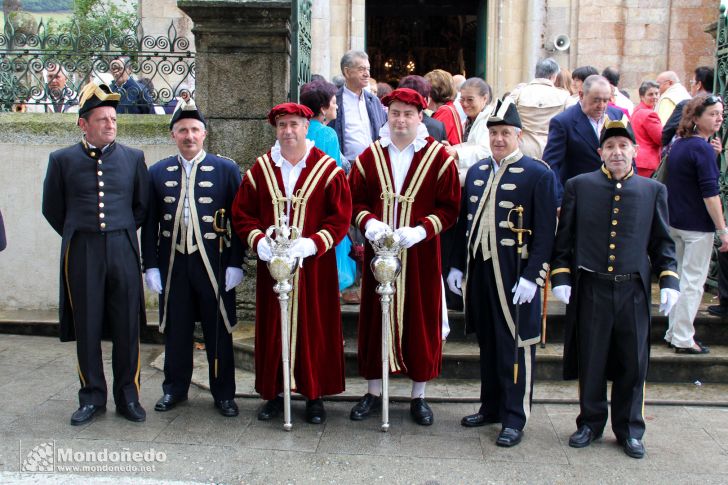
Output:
[584, 271, 640, 283]
[77, 229, 126, 236]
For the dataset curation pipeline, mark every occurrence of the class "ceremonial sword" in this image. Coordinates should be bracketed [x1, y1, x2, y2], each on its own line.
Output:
[507, 205, 531, 384]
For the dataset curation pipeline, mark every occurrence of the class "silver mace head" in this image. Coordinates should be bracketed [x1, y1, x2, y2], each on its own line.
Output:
[265, 216, 301, 285]
[370, 230, 403, 287]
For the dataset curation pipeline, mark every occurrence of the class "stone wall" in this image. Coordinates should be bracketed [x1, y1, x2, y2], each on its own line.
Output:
[0, 113, 173, 311]
[543, 0, 717, 97]
[312, 0, 719, 99]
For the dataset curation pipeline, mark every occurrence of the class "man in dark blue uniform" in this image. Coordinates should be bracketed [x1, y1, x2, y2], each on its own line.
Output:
[141, 100, 244, 417]
[42, 82, 150, 425]
[448, 99, 558, 447]
[550, 118, 680, 459]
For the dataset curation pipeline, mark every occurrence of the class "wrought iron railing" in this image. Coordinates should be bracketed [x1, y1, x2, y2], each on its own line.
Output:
[289, 0, 312, 102]
[0, 19, 195, 112]
[708, 5, 728, 288]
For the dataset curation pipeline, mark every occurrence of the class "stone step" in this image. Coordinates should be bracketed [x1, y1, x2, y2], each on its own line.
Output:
[231, 332, 728, 384]
[152, 350, 728, 406]
[341, 304, 728, 345]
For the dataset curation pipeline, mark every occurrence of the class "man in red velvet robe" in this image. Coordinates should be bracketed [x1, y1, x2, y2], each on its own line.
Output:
[231, 103, 352, 425]
[348, 88, 460, 425]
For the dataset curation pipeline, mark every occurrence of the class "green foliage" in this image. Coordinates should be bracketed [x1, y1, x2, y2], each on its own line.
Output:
[47, 0, 139, 45]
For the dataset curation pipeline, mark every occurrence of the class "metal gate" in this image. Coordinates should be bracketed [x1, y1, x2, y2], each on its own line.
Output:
[289, 0, 312, 102]
[0, 19, 195, 111]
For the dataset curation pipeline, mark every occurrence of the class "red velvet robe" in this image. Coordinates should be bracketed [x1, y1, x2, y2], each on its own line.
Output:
[231, 146, 352, 400]
[349, 138, 460, 381]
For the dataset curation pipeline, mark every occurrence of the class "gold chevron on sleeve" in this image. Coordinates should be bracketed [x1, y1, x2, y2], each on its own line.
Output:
[425, 215, 443, 234]
[247, 228, 263, 249]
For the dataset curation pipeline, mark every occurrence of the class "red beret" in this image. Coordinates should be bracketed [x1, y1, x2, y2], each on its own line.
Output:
[381, 88, 427, 110]
[267, 103, 314, 126]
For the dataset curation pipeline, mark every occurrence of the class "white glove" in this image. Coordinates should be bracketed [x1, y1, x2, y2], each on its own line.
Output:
[447, 268, 464, 296]
[364, 219, 390, 241]
[552, 285, 571, 305]
[289, 237, 317, 259]
[395, 226, 427, 249]
[144, 268, 163, 294]
[659, 288, 680, 316]
[225, 267, 244, 292]
[512, 277, 538, 305]
[256, 238, 273, 262]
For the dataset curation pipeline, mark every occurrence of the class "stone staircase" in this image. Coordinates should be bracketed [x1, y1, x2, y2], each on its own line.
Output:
[230, 303, 728, 384]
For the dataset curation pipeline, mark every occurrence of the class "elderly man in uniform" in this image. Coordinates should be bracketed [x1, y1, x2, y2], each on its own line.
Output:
[348, 88, 460, 425]
[447, 99, 557, 447]
[508, 58, 569, 159]
[232, 103, 352, 424]
[141, 101, 244, 417]
[42, 82, 149, 425]
[550, 118, 680, 459]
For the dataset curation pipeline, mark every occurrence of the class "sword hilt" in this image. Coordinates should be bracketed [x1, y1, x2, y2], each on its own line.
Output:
[507, 206, 532, 250]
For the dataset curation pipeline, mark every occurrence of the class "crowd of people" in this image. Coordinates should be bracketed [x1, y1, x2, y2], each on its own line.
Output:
[35, 48, 727, 462]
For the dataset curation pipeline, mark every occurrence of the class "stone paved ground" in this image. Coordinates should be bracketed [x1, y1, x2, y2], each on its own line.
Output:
[1, 335, 727, 485]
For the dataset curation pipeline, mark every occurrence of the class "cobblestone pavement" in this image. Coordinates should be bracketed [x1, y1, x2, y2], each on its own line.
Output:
[1, 335, 727, 484]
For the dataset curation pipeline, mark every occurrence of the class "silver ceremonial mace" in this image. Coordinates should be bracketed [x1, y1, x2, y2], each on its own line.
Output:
[265, 217, 301, 431]
[369, 230, 403, 432]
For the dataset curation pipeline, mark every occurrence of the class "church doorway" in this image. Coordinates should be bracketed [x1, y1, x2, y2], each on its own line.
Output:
[365, 0, 483, 86]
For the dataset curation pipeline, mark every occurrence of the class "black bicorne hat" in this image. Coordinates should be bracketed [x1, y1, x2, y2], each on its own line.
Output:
[486, 97, 522, 129]
[78, 82, 120, 117]
[170, 98, 207, 130]
[599, 115, 636, 145]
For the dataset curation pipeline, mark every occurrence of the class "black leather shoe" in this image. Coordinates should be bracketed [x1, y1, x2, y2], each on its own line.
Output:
[305, 398, 327, 424]
[409, 398, 434, 426]
[70, 404, 105, 426]
[350, 393, 381, 421]
[257, 396, 283, 421]
[496, 427, 523, 447]
[215, 399, 239, 417]
[674, 343, 710, 354]
[708, 304, 728, 317]
[116, 402, 146, 422]
[622, 437, 645, 459]
[568, 425, 601, 448]
[461, 413, 500, 428]
[154, 393, 188, 412]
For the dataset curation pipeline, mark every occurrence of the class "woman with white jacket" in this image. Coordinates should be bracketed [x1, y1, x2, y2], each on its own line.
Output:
[443, 77, 493, 185]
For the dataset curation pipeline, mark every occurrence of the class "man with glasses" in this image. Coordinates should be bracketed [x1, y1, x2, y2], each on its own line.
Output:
[109, 56, 154, 115]
[655, 71, 691, 125]
[542, 75, 624, 204]
[330, 50, 387, 169]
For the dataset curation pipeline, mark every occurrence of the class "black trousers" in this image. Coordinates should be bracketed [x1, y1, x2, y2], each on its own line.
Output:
[162, 251, 236, 401]
[467, 259, 535, 430]
[576, 272, 649, 441]
[717, 250, 728, 307]
[66, 230, 141, 407]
